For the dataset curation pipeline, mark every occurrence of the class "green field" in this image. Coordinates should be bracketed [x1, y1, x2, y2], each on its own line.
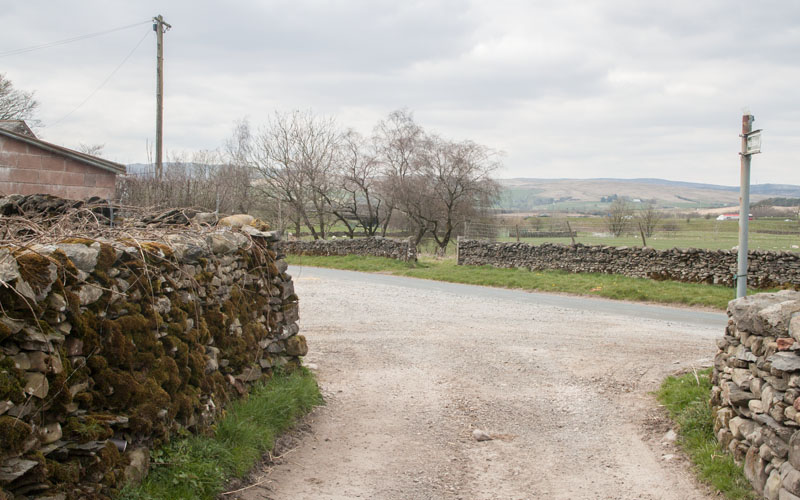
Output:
[292, 215, 800, 252]
[284, 255, 769, 310]
[482, 217, 800, 252]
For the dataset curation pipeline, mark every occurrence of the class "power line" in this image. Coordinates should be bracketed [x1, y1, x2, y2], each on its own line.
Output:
[0, 20, 151, 58]
[50, 28, 152, 127]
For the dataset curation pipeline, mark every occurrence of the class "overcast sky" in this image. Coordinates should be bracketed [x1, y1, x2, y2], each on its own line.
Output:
[2, 1, 799, 185]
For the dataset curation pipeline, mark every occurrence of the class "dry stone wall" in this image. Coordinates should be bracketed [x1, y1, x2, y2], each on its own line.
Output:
[0, 227, 305, 499]
[457, 239, 800, 289]
[282, 236, 417, 262]
[712, 291, 800, 499]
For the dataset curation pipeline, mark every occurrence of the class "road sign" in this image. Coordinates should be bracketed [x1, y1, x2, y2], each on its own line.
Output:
[746, 130, 762, 155]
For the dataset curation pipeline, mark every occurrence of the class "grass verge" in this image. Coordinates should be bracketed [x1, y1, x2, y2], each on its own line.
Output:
[656, 369, 756, 499]
[286, 254, 767, 310]
[119, 367, 322, 500]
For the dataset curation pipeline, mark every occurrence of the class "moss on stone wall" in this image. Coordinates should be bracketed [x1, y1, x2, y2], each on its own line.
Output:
[1, 228, 301, 499]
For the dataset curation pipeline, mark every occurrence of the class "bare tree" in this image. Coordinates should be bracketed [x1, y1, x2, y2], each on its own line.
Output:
[636, 202, 663, 238]
[416, 136, 501, 253]
[605, 199, 633, 237]
[322, 130, 389, 237]
[250, 110, 341, 239]
[372, 109, 425, 237]
[0, 74, 39, 123]
[77, 143, 105, 156]
[118, 142, 255, 215]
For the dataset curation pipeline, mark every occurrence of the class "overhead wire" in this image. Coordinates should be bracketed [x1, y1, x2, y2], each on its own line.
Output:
[50, 28, 152, 127]
[0, 20, 152, 58]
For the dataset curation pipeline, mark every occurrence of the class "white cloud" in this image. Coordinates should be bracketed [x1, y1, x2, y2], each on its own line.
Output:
[0, 0, 798, 185]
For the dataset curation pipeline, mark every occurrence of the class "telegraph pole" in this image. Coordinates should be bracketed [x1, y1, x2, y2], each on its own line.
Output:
[154, 15, 171, 180]
[736, 113, 762, 298]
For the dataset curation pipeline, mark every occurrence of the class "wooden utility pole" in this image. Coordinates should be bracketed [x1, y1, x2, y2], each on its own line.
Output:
[154, 15, 171, 180]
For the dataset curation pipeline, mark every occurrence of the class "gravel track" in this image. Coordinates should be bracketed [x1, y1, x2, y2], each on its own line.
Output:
[237, 268, 722, 500]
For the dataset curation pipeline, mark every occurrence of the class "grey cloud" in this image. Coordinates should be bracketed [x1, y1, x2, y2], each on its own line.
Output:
[0, 0, 798, 184]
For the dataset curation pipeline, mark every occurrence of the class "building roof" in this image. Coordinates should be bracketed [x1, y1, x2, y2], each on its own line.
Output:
[0, 120, 36, 137]
[0, 122, 125, 175]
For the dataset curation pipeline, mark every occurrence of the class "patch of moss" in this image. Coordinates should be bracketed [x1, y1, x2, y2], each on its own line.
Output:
[243, 322, 268, 342]
[88, 441, 122, 489]
[128, 403, 159, 437]
[86, 354, 108, 373]
[64, 289, 94, 343]
[0, 356, 26, 404]
[138, 242, 175, 261]
[171, 392, 195, 423]
[59, 237, 96, 246]
[187, 349, 206, 387]
[46, 370, 73, 414]
[0, 320, 11, 342]
[50, 249, 79, 287]
[0, 415, 33, 454]
[92, 269, 113, 289]
[98, 320, 136, 370]
[20, 450, 48, 484]
[95, 369, 143, 409]
[194, 271, 214, 284]
[151, 356, 181, 393]
[94, 243, 117, 271]
[47, 458, 81, 484]
[63, 416, 113, 443]
[37, 319, 54, 335]
[109, 300, 142, 317]
[0, 285, 43, 318]
[129, 381, 170, 439]
[73, 391, 93, 407]
[204, 309, 228, 339]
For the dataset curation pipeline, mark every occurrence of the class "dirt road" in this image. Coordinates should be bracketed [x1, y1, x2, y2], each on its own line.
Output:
[238, 267, 722, 500]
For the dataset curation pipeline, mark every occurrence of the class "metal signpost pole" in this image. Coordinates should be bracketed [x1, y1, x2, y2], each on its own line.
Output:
[736, 114, 761, 298]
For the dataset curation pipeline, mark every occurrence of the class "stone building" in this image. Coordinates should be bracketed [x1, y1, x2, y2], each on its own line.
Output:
[0, 120, 125, 200]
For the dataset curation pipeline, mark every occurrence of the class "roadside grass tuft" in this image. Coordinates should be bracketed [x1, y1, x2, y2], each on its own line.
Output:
[656, 369, 756, 500]
[286, 254, 766, 310]
[119, 368, 322, 500]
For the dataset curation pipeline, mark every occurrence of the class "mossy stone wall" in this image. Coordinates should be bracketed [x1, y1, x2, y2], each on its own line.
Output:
[0, 228, 305, 499]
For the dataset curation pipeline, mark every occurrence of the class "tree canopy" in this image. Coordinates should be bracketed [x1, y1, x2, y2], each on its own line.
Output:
[0, 74, 39, 123]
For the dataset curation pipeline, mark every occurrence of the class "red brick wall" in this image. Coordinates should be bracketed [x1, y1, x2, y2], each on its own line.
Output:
[0, 136, 117, 199]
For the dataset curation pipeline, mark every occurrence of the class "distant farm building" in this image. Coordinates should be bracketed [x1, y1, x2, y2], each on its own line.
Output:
[0, 120, 125, 200]
[716, 213, 753, 221]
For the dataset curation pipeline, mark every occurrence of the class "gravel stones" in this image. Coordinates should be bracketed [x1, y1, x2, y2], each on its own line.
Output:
[472, 429, 493, 442]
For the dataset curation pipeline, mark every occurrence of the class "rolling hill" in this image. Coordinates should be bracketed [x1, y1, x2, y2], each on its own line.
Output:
[497, 178, 800, 214]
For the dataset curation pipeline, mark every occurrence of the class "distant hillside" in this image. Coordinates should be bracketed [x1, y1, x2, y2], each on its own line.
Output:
[497, 178, 800, 214]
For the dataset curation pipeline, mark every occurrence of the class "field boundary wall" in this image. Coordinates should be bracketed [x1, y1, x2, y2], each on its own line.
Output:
[456, 239, 800, 289]
[0, 227, 305, 499]
[281, 236, 417, 262]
